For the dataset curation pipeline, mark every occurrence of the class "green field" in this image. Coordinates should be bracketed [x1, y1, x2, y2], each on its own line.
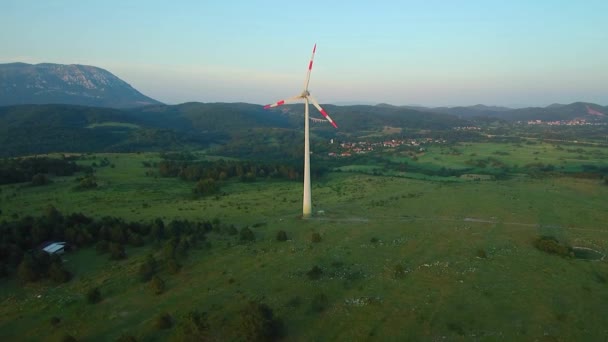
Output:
[1, 145, 608, 341]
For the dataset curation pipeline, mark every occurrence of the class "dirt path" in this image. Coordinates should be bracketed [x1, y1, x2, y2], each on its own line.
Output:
[307, 215, 608, 233]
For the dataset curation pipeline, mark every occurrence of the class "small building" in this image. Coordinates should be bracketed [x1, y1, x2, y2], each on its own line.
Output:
[42, 242, 67, 255]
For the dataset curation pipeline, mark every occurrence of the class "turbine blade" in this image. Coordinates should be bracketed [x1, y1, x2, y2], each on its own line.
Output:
[303, 43, 317, 92]
[263, 95, 302, 109]
[308, 94, 338, 128]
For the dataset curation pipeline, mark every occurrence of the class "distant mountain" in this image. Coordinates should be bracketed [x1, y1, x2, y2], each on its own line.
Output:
[271, 103, 470, 132]
[0, 63, 162, 108]
[402, 102, 608, 122]
[402, 104, 513, 118]
[499, 102, 607, 121]
[545, 103, 566, 109]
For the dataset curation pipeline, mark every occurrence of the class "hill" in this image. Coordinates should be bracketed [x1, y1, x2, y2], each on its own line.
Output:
[0, 63, 162, 108]
[404, 104, 513, 118]
[0, 104, 222, 157]
[269, 103, 469, 132]
[502, 102, 607, 121]
[0, 102, 470, 157]
[406, 102, 608, 122]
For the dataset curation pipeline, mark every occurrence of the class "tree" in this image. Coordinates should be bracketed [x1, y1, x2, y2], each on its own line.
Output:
[109, 243, 126, 260]
[151, 218, 165, 241]
[31, 173, 49, 186]
[193, 178, 219, 197]
[311, 232, 322, 243]
[61, 334, 78, 342]
[238, 301, 284, 342]
[276, 230, 287, 242]
[86, 287, 101, 304]
[150, 275, 166, 295]
[154, 313, 173, 330]
[310, 293, 329, 313]
[239, 227, 255, 242]
[49, 261, 71, 283]
[116, 335, 138, 342]
[174, 310, 209, 341]
[306, 265, 323, 280]
[50, 316, 61, 327]
[17, 256, 39, 283]
[167, 258, 181, 274]
[76, 175, 97, 190]
[138, 255, 158, 282]
[96, 240, 109, 254]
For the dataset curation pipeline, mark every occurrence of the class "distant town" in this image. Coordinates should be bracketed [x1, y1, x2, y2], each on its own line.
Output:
[520, 119, 606, 126]
[328, 138, 446, 157]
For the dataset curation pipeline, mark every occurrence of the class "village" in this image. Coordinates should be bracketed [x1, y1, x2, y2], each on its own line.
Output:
[521, 118, 606, 126]
[327, 137, 447, 157]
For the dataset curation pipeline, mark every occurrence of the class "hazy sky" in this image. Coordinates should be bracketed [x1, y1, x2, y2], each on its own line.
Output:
[2, 0, 607, 107]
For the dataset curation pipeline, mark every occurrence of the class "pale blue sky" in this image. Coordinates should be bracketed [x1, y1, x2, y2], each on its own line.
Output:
[2, 0, 607, 107]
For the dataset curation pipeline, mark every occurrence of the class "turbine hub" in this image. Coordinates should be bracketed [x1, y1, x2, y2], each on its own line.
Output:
[301, 90, 310, 97]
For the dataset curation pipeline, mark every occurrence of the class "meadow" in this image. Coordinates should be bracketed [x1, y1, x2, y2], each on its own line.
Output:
[1, 142, 608, 341]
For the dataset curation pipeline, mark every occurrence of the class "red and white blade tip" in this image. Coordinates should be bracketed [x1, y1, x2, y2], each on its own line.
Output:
[263, 100, 285, 109]
[319, 108, 338, 128]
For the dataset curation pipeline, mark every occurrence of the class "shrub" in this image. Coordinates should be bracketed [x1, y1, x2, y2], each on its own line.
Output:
[476, 249, 488, 258]
[31, 173, 49, 186]
[167, 258, 181, 274]
[150, 275, 166, 295]
[49, 262, 71, 283]
[155, 313, 173, 330]
[75, 175, 97, 190]
[311, 232, 322, 243]
[116, 335, 138, 342]
[50, 316, 61, 327]
[138, 255, 157, 282]
[286, 296, 302, 308]
[86, 287, 101, 304]
[96, 240, 109, 254]
[61, 334, 78, 342]
[109, 243, 126, 260]
[276, 230, 287, 242]
[193, 178, 219, 196]
[239, 227, 255, 242]
[238, 301, 284, 341]
[174, 310, 209, 341]
[370, 237, 379, 243]
[306, 265, 323, 280]
[393, 265, 407, 279]
[534, 236, 572, 257]
[17, 257, 38, 283]
[224, 225, 238, 236]
[310, 293, 329, 313]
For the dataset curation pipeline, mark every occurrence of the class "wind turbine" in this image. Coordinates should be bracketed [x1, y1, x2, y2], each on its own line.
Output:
[264, 44, 338, 218]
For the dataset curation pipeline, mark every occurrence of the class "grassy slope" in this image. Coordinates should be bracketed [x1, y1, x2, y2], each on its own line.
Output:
[1, 149, 608, 340]
[416, 141, 608, 169]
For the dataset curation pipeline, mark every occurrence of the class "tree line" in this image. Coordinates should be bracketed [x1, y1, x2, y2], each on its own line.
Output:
[0, 156, 85, 185]
[156, 159, 329, 196]
[0, 206, 216, 283]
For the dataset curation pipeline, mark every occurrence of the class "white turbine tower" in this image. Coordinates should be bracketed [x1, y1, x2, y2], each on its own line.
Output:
[264, 44, 338, 218]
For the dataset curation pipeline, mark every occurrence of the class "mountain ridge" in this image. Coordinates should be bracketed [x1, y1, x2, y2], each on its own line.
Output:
[0, 62, 162, 108]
